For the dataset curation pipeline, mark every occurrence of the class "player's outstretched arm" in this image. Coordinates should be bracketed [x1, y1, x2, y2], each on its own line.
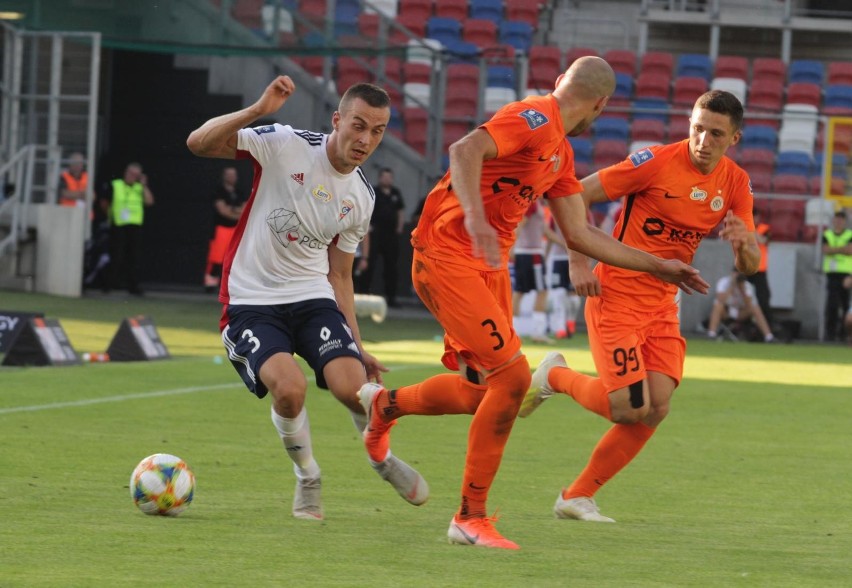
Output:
[186, 76, 296, 159]
[719, 210, 760, 275]
[550, 195, 709, 295]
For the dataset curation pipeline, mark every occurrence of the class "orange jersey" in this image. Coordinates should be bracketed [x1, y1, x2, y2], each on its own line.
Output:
[597, 139, 755, 310]
[411, 94, 583, 271]
[756, 222, 770, 272]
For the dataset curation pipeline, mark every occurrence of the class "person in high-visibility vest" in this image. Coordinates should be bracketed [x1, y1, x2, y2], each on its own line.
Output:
[105, 162, 154, 295]
[822, 210, 852, 341]
[58, 152, 88, 209]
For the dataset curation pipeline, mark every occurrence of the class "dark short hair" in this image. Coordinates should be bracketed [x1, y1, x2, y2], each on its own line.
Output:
[836, 210, 848, 219]
[380, 167, 393, 175]
[340, 83, 390, 111]
[695, 90, 744, 131]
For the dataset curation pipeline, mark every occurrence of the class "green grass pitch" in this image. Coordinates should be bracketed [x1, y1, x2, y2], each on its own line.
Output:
[1, 291, 850, 587]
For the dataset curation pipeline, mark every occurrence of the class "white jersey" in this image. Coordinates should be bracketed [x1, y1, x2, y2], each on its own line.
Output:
[222, 123, 374, 306]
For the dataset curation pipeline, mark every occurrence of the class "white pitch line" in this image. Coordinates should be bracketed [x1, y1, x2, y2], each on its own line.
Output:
[0, 364, 422, 415]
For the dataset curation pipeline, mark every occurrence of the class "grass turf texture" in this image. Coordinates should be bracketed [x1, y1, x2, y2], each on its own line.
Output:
[1, 291, 850, 587]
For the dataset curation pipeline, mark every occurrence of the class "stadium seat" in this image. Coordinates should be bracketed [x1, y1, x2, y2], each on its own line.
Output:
[827, 61, 852, 86]
[738, 148, 776, 175]
[593, 117, 630, 141]
[614, 73, 633, 99]
[668, 116, 690, 141]
[775, 151, 813, 177]
[435, 0, 469, 20]
[593, 139, 629, 168]
[399, 0, 433, 21]
[292, 55, 326, 78]
[772, 173, 809, 195]
[711, 77, 747, 106]
[639, 51, 674, 77]
[604, 49, 637, 76]
[402, 106, 429, 153]
[632, 98, 669, 122]
[336, 56, 373, 92]
[442, 119, 472, 151]
[392, 16, 427, 44]
[748, 171, 772, 193]
[379, 56, 403, 83]
[814, 153, 849, 179]
[786, 82, 822, 109]
[484, 87, 517, 114]
[358, 12, 381, 39]
[769, 199, 805, 242]
[672, 76, 708, 108]
[334, 4, 360, 36]
[635, 72, 671, 100]
[527, 45, 561, 90]
[778, 104, 819, 153]
[403, 62, 432, 84]
[604, 96, 631, 120]
[629, 140, 662, 153]
[788, 59, 825, 85]
[569, 137, 593, 163]
[631, 119, 666, 143]
[752, 57, 786, 85]
[446, 62, 480, 103]
[403, 81, 431, 108]
[482, 43, 515, 67]
[387, 106, 403, 139]
[444, 39, 480, 63]
[714, 55, 749, 81]
[498, 20, 533, 52]
[487, 65, 515, 89]
[808, 175, 847, 197]
[426, 17, 462, 45]
[823, 84, 852, 116]
[676, 54, 713, 81]
[740, 126, 778, 151]
[505, 0, 540, 27]
[463, 18, 497, 47]
[565, 47, 599, 67]
[364, 0, 397, 17]
[469, 0, 503, 24]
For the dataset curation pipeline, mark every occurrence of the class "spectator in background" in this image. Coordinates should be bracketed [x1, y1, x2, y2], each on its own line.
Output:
[58, 152, 88, 209]
[353, 231, 370, 293]
[102, 162, 154, 295]
[707, 269, 775, 342]
[366, 167, 405, 308]
[204, 166, 245, 293]
[844, 275, 852, 345]
[822, 210, 852, 341]
[747, 207, 773, 325]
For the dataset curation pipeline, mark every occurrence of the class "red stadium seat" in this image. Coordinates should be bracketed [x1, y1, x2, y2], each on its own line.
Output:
[769, 199, 805, 242]
[635, 72, 671, 100]
[827, 61, 852, 86]
[752, 58, 786, 85]
[738, 148, 776, 175]
[399, 0, 433, 21]
[748, 171, 772, 193]
[336, 56, 373, 92]
[639, 51, 674, 77]
[565, 47, 598, 67]
[672, 76, 708, 108]
[462, 18, 497, 47]
[593, 139, 628, 168]
[442, 119, 472, 150]
[772, 173, 809, 195]
[505, 0, 541, 28]
[403, 62, 432, 84]
[403, 107, 429, 154]
[604, 49, 637, 76]
[445, 63, 479, 114]
[631, 119, 666, 143]
[528, 45, 561, 90]
[668, 116, 691, 141]
[714, 55, 749, 80]
[390, 14, 427, 43]
[292, 56, 326, 77]
[786, 82, 822, 108]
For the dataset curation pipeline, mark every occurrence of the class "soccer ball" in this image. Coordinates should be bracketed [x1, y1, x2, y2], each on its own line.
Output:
[130, 453, 195, 516]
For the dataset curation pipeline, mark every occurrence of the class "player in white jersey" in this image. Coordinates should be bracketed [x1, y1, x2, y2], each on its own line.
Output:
[512, 201, 559, 343]
[187, 76, 428, 520]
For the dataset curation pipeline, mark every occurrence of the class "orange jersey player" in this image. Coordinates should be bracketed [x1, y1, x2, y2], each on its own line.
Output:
[520, 90, 760, 524]
[356, 56, 710, 550]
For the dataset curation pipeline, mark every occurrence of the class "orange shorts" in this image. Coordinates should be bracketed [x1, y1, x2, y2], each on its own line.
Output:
[412, 249, 521, 372]
[585, 296, 685, 393]
[207, 225, 236, 265]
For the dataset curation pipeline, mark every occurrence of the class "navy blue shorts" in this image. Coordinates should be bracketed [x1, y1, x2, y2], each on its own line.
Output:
[549, 259, 573, 291]
[221, 299, 362, 398]
[513, 253, 545, 293]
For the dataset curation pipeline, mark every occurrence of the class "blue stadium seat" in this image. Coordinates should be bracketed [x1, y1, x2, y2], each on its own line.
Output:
[444, 39, 480, 64]
[740, 126, 778, 152]
[426, 16, 462, 45]
[676, 53, 713, 81]
[815, 152, 849, 179]
[788, 59, 825, 85]
[569, 137, 593, 163]
[486, 65, 515, 89]
[593, 117, 630, 141]
[498, 20, 533, 52]
[632, 98, 669, 122]
[824, 84, 852, 114]
[614, 72, 633, 99]
[470, 0, 504, 24]
[775, 150, 813, 177]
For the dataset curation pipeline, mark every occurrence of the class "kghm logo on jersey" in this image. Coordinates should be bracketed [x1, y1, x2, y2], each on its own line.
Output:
[339, 199, 354, 220]
[253, 124, 276, 135]
[519, 108, 549, 130]
[689, 186, 708, 201]
[311, 184, 332, 202]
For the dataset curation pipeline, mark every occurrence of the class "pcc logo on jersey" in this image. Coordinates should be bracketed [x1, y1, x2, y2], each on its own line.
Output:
[267, 208, 301, 247]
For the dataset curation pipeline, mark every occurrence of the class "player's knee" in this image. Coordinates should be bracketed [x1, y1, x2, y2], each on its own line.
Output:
[610, 380, 650, 424]
[486, 354, 531, 403]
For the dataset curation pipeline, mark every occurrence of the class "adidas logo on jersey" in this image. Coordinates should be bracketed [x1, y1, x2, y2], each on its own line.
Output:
[291, 173, 304, 185]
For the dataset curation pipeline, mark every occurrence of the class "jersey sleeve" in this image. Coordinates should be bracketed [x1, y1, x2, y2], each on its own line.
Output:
[480, 102, 546, 160]
[545, 141, 583, 199]
[597, 146, 661, 202]
[236, 123, 292, 165]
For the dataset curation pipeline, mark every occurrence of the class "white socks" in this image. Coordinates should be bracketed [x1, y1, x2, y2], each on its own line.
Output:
[271, 405, 320, 480]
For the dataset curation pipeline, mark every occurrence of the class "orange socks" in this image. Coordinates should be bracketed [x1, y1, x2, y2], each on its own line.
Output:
[564, 421, 655, 499]
[548, 366, 612, 420]
[459, 355, 531, 519]
[374, 373, 486, 422]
